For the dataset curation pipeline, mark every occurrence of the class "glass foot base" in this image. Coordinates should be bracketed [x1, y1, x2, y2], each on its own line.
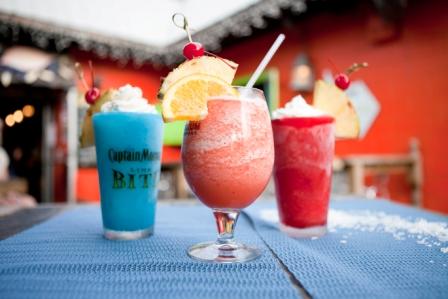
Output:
[280, 223, 327, 238]
[187, 241, 260, 263]
[104, 227, 153, 240]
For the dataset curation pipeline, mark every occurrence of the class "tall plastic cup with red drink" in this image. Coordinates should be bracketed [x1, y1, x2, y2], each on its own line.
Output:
[272, 96, 335, 238]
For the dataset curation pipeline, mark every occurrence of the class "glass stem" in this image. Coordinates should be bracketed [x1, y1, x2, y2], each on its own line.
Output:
[213, 210, 240, 245]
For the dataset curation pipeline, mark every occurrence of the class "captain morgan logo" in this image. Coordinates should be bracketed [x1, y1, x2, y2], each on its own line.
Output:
[108, 149, 160, 163]
[107, 149, 161, 189]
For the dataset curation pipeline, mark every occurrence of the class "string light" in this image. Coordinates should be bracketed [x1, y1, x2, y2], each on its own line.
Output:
[5, 114, 14, 127]
[13, 110, 24, 123]
[4, 105, 36, 128]
[23, 105, 35, 117]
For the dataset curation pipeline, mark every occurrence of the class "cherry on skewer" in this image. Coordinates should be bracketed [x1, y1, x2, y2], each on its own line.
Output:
[85, 61, 100, 104]
[334, 62, 368, 90]
[172, 13, 205, 60]
[75, 61, 101, 105]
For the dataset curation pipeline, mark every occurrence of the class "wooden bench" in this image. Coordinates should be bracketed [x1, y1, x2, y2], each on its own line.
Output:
[342, 138, 423, 206]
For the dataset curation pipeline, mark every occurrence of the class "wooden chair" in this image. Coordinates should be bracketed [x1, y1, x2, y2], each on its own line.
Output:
[342, 138, 423, 206]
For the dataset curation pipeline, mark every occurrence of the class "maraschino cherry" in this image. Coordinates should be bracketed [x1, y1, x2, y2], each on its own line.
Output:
[75, 61, 101, 104]
[334, 73, 350, 90]
[334, 62, 368, 90]
[173, 13, 204, 60]
[85, 87, 100, 104]
[183, 42, 204, 60]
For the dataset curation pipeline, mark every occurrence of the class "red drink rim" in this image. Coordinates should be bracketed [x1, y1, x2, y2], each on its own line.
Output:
[272, 115, 334, 128]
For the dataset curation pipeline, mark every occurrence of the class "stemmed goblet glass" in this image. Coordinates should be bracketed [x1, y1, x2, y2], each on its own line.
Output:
[182, 87, 274, 263]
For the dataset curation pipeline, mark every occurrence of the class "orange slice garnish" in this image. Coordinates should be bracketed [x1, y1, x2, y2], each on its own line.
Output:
[162, 74, 237, 122]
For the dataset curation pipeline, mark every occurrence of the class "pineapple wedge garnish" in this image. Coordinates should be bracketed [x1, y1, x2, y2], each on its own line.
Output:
[80, 89, 116, 148]
[313, 80, 360, 139]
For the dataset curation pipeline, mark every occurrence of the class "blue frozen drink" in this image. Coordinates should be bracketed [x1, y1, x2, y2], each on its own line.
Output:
[93, 85, 162, 240]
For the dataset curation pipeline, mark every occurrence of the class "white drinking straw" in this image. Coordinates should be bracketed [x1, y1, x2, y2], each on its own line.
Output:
[246, 34, 285, 88]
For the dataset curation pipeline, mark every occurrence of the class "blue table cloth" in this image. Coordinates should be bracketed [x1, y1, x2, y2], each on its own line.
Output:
[246, 199, 448, 298]
[1, 198, 447, 299]
[0, 205, 298, 299]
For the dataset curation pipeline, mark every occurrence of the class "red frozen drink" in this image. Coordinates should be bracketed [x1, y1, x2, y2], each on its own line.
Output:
[272, 96, 335, 238]
[183, 96, 274, 210]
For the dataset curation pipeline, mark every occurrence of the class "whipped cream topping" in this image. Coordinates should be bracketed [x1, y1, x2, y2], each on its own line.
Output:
[101, 84, 157, 113]
[272, 95, 326, 119]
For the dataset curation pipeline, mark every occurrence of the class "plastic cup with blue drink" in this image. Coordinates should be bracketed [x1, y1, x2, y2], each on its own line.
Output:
[93, 85, 163, 240]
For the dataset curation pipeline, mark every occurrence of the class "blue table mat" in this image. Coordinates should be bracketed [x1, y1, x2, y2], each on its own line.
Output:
[245, 198, 448, 299]
[0, 205, 299, 299]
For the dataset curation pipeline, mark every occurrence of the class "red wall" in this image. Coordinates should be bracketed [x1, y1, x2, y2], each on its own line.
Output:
[73, 1, 448, 213]
[221, 1, 448, 213]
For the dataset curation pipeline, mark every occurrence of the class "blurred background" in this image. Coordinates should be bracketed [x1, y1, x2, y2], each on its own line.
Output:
[0, 0, 446, 214]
